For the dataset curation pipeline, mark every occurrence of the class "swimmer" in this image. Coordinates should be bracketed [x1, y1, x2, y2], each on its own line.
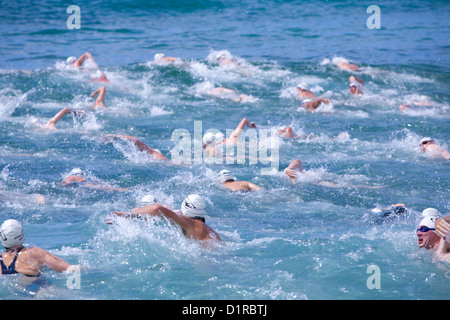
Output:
[419, 137, 450, 160]
[62, 168, 128, 192]
[399, 100, 432, 113]
[337, 62, 360, 72]
[278, 126, 300, 139]
[35, 87, 107, 130]
[111, 194, 221, 241]
[301, 98, 331, 112]
[153, 53, 179, 64]
[0, 219, 75, 277]
[296, 84, 317, 101]
[100, 134, 168, 160]
[416, 208, 450, 263]
[66, 52, 98, 69]
[349, 76, 364, 96]
[217, 169, 262, 191]
[216, 54, 240, 67]
[208, 87, 253, 103]
[203, 118, 256, 157]
[370, 203, 409, 217]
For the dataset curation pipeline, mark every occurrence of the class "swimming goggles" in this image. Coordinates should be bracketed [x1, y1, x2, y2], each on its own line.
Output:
[416, 226, 435, 233]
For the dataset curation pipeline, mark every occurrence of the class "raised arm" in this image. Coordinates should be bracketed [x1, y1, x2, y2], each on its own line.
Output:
[72, 52, 96, 68]
[285, 159, 303, 182]
[91, 86, 107, 109]
[434, 215, 450, 262]
[229, 117, 256, 139]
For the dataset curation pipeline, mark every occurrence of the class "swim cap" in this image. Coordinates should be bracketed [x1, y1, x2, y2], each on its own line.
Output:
[419, 208, 440, 229]
[154, 53, 164, 61]
[0, 219, 25, 249]
[349, 82, 361, 88]
[215, 132, 225, 144]
[180, 194, 206, 218]
[297, 83, 310, 91]
[141, 194, 158, 206]
[419, 137, 433, 145]
[66, 56, 77, 64]
[203, 132, 216, 146]
[218, 169, 236, 183]
[70, 168, 83, 176]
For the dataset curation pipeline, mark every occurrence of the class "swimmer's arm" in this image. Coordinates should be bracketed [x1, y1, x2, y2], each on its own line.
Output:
[45, 108, 74, 129]
[72, 52, 93, 68]
[31, 247, 72, 273]
[230, 117, 256, 138]
[131, 204, 193, 231]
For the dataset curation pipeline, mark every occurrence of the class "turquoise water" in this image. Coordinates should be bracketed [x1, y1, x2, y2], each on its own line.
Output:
[0, 0, 449, 300]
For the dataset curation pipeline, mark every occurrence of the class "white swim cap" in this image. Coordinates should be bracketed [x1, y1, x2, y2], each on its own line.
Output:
[141, 194, 158, 206]
[154, 53, 165, 61]
[0, 219, 25, 248]
[419, 208, 440, 229]
[297, 83, 310, 91]
[218, 169, 236, 183]
[66, 56, 77, 64]
[203, 132, 216, 146]
[215, 132, 225, 144]
[70, 168, 83, 176]
[180, 194, 206, 218]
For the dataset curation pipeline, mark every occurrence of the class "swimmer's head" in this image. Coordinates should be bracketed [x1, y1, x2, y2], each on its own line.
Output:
[420, 137, 434, 147]
[154, 53, 165, 61]
[218, 169, 237, 183]
[215, 132, 225, 144]
[140, 194, 159, 206]
[349, 82, 363, 95]
[297, 83, 310, 91]
[180, 194, 206, 218]
[70, 168, 83, 176]
[0, 219, 25, 249]
[66, 56, 77, 65]
[203, 132, 216, 147]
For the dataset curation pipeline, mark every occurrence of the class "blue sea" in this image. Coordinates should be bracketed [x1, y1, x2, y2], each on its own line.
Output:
[0, 0, 449, 300]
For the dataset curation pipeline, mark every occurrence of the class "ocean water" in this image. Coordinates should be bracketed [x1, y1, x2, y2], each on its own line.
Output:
[0, 0, 449, 300]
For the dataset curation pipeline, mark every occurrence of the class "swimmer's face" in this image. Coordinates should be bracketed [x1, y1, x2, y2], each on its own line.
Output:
[350, 86, 358, 94]
[416, 226, 439, 249]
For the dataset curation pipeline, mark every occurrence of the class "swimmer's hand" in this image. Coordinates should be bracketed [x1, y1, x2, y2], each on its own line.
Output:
[284, 168, 298, 182]
[435, 217, 450, 239]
